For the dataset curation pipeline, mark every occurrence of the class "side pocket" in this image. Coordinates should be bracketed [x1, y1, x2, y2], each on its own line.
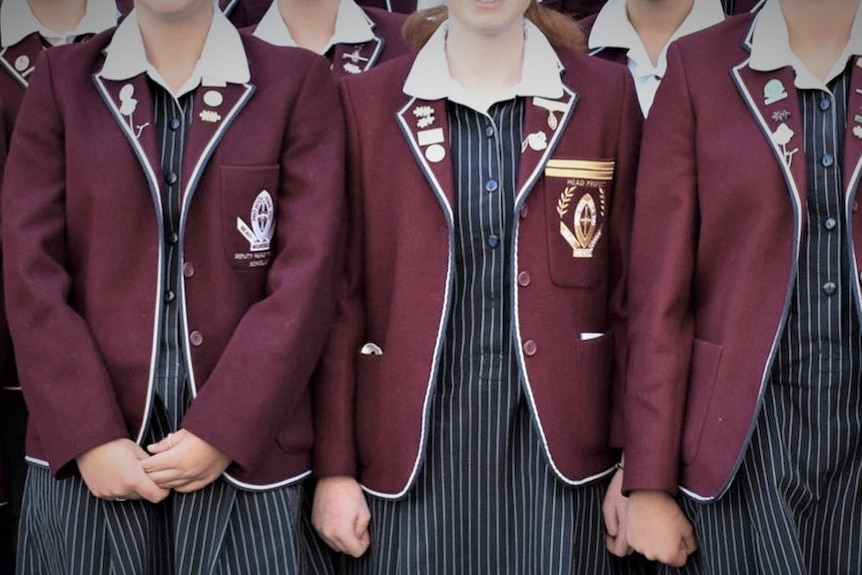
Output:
[681, 338, 723, 464]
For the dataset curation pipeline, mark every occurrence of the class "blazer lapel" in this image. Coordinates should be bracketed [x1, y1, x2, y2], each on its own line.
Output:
[331, 37, 385, 78]
[181, 82, 254, 205]
[515, 89, 578, 206]
[397, 97, 455, 225]
[0, 33, 45, 89]
[732, 61, 807, 216]
[845, 56, 862, 201]
[93, 73, 162, 194]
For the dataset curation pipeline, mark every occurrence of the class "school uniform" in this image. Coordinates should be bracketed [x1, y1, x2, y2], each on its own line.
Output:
[117, 0, 270, 27]
[355, 0, 417, 15]
[0, 0, 120, 564]
[3, 9, 344, 573]
[252, 0, 409, 79]
[624, 2, 862, 572]
[721, 0, 763, 15]
[315, 19, 645, 573]
[542, 0, 606, 20]
[582, 0, 725, 116]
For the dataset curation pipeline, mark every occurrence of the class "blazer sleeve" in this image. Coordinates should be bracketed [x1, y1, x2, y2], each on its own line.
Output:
[179, 56, 348, 476]
[2, 54, 129, 475]
[622, 42, 698, 494]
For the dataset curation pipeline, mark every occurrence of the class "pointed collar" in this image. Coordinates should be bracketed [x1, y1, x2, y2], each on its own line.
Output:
[1, 0, 117, 47]
[101, 8, 250, 97]
[403, 19, 563, 113]
[253, 0, 375, 54]
[749, 0, 862, 89]
[588, 0, 724, 79]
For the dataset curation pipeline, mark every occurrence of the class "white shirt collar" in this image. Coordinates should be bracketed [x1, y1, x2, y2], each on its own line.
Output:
[101, 8, 250, 97]
[253, 0, 374, 54]
[403, 19, 564, 113]
[589, 0, 725, 80]
[1, 0, 118, 47]
[750, 0, 862, 90]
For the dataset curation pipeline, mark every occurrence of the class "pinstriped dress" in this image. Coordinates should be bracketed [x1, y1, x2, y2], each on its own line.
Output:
[670, 64, 862, 575]
[342, 99, 651, 575]
[17, 83, 308, 575]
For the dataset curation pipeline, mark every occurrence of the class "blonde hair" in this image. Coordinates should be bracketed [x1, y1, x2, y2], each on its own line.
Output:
[402, 1, 586, 52]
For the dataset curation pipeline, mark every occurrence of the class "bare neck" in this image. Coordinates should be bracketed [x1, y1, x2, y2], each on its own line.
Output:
[445, 18, 525, 102]
[27, 0, 88, 33]
[626, 0, 694, 66]
[137, 2, 214, 94]
[278, 0, 340, 53]
[781, 0, 857, 81]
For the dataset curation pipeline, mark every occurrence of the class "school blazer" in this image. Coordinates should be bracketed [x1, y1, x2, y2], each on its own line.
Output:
[623, 15, 862, 500]
[2, 31, 346, 489]
[314, 50, 642, 497]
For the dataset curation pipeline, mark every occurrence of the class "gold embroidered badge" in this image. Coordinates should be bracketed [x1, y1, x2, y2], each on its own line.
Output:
[548, 159, 614, 259]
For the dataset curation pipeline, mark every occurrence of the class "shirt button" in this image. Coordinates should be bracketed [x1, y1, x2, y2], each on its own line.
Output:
[822, 281, 837, 296]
[189, 330, 204, 347]
[182, 261, 195, 278]
[169, 118, 181, 131]
[821, 153, 834, 168]
[485, 179, 499, 193]
[167, 232, 179, 245]
[517, 270, 531, 287]
[819, 98, 832, 111]
[484, 125, 495, 138]
[165, 172, 179, 185]
[164, 290, 175, 303]
[824, 217, 837, 230]
[523, 339, 537, 357]
[487, 234, 500, 249]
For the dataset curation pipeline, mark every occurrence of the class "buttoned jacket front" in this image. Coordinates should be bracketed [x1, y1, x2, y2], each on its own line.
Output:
[314, 49, 642, 497]
[623, 14, 862, 500]
[2, 30, 346, 489]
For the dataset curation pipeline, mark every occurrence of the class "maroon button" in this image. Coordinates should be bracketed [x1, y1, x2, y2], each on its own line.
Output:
[519, 205, 529, 219]
[517, 271, 531, 287]
[182, 261, 195, 278]
[523, 339, 537, 356]
[855, 202, 859, 212]
[189, 330, 204, 347]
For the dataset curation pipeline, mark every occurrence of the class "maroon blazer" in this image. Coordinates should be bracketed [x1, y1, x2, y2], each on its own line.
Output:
[543, 0, 606, 19]
[117, 0, 270, 27]
[356, 0, 416, 15]
[2, 31, 346, 488]
[314, 49, 642, 496]
[623, 14, 862, 499]
[0, 32, 46, 162]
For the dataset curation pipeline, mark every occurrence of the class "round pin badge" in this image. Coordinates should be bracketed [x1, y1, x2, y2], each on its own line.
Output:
[203, 90, 223, 107]
[14, 55, 30, 72]
[425, 144, 445, 163]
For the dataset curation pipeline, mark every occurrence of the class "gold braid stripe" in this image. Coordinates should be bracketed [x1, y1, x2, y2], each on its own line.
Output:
[545, 159, 615, 181]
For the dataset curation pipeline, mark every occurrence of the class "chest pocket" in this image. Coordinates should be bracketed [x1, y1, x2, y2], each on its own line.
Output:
[221, 164, 280, 271]
[542, 158, 615, 288]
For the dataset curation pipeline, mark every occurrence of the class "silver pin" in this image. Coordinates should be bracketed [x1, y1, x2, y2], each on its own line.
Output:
[203, 90, 223, 107]
[425, 143, 445, 163]
[855, 114, 862, 124]
[764, 78, 788, 105]
[343, 63, 361, 75]
[413, 105, 435, 129]
[521, 131, 547, 153]
[14, 55, 29, 72]
[771, 123, 798, 167]
[854, 125, 862, 140]
[199, 110, 222, 123]
[342, 48, 369, 65]
[772, 110, 791, 122]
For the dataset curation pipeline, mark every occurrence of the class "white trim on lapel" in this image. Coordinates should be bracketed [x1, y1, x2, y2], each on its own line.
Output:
[0, 46, 32, 89]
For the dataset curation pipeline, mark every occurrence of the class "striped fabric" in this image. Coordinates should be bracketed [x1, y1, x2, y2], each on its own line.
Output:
[670, 62, 862, 574]
[342, 99, 651, 575]
[16, 82, 309, 575]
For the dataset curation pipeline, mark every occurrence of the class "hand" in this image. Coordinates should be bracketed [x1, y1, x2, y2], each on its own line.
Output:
[627, 490, 697, 567]
[142, 429, 231, 493]
[602, 465, 632, 557]
[312, 476, 371, 557]
[76, 438, 170, 504]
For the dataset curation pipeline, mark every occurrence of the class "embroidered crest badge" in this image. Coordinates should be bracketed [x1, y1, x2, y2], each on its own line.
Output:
[546, 159, 614, 258]
[236, 190, 275, 252]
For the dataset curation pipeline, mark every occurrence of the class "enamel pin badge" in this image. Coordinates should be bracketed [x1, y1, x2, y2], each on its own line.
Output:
[119, 83, 149, 139]
[764, 79, 788, 105]
[413, 105, 445, 162]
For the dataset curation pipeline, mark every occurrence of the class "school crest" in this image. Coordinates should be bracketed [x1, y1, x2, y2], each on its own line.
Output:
[546, 159, 614, 259]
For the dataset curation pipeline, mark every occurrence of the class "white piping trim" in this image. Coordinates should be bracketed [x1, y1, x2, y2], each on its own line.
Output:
[223, 468, 312, 491]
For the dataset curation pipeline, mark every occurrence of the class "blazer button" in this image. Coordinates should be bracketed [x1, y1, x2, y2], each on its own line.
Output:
[523, 339, 537, 356]
[519, 205, 529, 219]
[517, 270, 531, 287]
[182, 261, 195, 278]
[189, 330, 204, 347]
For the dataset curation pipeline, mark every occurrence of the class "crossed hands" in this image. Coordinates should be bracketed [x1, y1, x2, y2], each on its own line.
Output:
[76, 430, 231, 504]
